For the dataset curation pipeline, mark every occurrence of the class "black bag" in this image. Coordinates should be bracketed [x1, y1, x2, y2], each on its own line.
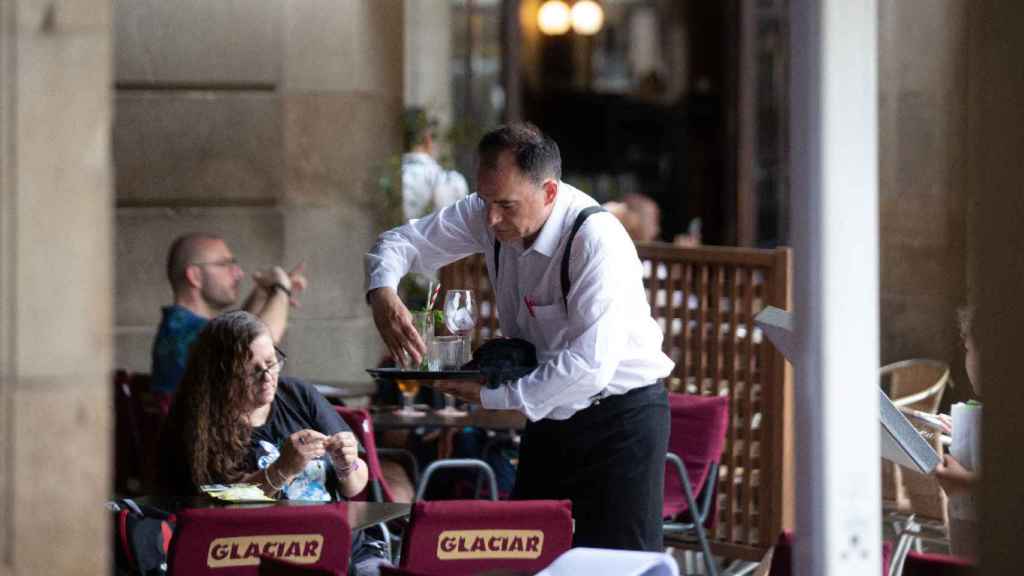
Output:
[108, 498, 175, 576]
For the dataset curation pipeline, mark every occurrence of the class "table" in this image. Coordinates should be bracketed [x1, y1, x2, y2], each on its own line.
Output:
[372, 407, 526, 432]
[347, 501, 410, 532]
[166, 496, 410, 533]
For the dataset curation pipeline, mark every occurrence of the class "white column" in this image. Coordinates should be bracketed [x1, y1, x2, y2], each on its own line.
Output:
[790, 1, 881, 575]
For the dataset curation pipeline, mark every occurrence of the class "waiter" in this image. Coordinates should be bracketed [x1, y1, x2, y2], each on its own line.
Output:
[365, 123, 673, 551]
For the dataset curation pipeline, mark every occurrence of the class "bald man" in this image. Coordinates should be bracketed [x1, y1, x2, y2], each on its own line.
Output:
[151, 233, 307, 395]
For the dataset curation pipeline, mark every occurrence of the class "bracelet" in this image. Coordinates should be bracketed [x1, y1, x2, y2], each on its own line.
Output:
[263, 466, 284, 492]
[336, 458, 361, 478]
[271, 282, 293, 297]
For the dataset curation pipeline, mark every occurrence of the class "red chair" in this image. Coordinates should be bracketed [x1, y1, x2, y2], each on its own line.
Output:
[114, 371, 170, 495]
[166, 503, 351, 575]
[399, 499, 572, 576]
[335, 407, 415, 503]
[258, 555, 342, 576]
[662, 393, 729, 576]
[901, 551, 974, 576]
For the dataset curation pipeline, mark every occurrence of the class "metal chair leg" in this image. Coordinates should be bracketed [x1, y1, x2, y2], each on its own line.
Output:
[667, 453, 718, 576]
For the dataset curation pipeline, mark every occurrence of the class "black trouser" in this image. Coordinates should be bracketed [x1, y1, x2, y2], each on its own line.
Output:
[512, 383, 670, 551]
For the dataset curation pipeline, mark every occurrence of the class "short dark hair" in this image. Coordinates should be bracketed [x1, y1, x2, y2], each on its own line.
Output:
[477, 122, 562, 185]
[401, 107, 438, 151]
[166, 233, 222, 292]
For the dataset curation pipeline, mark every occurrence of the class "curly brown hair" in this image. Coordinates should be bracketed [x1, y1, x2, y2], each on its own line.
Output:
[169, 310, 268, 488]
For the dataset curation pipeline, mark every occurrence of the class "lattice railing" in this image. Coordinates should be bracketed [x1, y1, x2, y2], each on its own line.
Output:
[440, 242, 793, 560]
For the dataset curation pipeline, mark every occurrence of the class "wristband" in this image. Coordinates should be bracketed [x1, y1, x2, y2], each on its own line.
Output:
[336, 458, 361, 478]
[271, 282, 293, 297]
[264, 466, 285, 492]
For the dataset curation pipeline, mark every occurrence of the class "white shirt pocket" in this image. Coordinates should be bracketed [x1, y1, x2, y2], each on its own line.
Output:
[529, 302, 569, 353]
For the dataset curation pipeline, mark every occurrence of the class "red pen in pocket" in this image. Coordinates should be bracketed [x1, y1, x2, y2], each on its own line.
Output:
[524, 296, 536, 318]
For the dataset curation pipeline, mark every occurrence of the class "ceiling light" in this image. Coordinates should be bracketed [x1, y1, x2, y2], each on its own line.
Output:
[571, 0, 604, 36]
[538, 0, 572, 36]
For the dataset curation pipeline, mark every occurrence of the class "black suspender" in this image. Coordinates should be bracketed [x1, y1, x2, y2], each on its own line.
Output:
[493, 205, 606, 312]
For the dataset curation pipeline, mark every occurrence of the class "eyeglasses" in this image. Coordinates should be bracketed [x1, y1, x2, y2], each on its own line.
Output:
[192, 257, 240, 269]
[247, 347, 287, 384]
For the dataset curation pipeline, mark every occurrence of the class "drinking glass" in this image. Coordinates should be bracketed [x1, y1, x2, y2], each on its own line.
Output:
[394, 309, 435, 416]
[410, 310, 437, 370]
[395, 379, 425, 417]
[432, 335, 468, 417]
[443, 289, 476, 365]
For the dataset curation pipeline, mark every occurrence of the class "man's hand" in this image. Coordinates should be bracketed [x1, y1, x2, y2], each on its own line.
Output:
[369, 287, 426, 367]
[435, 380, 484, 405]
[286, 262, 307, 307]
[253, 263, 308, 308]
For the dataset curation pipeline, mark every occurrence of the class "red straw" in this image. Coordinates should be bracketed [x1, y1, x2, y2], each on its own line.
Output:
[427, 283, 441, 310]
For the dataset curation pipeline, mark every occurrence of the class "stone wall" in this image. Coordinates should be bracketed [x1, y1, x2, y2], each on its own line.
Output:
[0, 1, 114, 574]
[878, 0, 970, 401]
[113, 1, 404, 385]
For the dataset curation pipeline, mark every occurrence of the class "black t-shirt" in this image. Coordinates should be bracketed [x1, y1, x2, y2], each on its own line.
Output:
[158, 377, 352, 500]
[246, 377, 352, 500]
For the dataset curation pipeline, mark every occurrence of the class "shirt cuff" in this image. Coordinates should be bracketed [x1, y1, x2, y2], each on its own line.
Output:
[480, 385, 508, 410]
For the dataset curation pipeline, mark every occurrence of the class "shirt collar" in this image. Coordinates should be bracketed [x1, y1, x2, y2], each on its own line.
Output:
[526, 181, 571, 258]
[402, 152, 438, 167]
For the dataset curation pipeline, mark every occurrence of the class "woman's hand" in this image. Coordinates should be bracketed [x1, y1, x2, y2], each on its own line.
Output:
[276, 429, 328, 478]
[934, 454, 977, 497]
[326, 431, 369, 497]
[325, 431, 359, 471]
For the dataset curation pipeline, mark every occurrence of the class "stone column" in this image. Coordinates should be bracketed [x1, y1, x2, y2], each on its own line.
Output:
[280, 0, 403, 383]
[0, 1, 113, 574]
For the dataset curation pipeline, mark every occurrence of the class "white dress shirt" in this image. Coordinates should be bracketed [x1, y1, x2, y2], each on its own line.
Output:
[366, 182, 674, 421]
[401, 152, 469, 220]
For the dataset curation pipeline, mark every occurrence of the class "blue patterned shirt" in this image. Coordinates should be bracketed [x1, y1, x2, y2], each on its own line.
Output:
[151, 305, 208, 394]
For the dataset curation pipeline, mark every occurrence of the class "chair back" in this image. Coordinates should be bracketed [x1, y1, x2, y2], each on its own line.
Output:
[901, 551, 974, 576]
[663, 393, 729, 522]
[167, 503, 350, 576]
[334, 407, 397, 503]
[879, 359, 950, 517]
[881, 359, 950, 412]
[114, 371, 169, 495]
[399, 499, 572, 576]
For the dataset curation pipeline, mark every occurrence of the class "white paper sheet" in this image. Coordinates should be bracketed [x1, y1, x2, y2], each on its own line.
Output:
[753, 306, 795, 361]
[948, 402, 982, 521]
[535, 548, 679, 576]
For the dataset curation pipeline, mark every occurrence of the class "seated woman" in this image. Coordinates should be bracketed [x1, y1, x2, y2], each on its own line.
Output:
[158, 310, 388, 575]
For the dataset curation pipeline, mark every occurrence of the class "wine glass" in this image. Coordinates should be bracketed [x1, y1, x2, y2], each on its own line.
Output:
[440, 289, 475, 416]
[395, 379, 426, 417]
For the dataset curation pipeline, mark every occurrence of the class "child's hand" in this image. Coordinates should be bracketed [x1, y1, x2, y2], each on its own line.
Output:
[935, 454, 977, 497]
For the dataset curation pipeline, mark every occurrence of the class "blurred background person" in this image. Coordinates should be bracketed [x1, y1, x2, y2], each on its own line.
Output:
[151, 232, 307, 397]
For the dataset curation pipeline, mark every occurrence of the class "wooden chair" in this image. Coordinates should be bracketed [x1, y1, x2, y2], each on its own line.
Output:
[879, 360, 950, 517]
[878, 360, 952, 576]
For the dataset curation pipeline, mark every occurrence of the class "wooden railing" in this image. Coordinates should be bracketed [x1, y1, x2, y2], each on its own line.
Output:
[439, 242, 793, 560]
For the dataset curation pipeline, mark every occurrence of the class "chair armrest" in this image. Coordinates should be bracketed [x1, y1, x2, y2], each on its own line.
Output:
[416, 458, 498, 501]
[665, 452, 710, 525]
